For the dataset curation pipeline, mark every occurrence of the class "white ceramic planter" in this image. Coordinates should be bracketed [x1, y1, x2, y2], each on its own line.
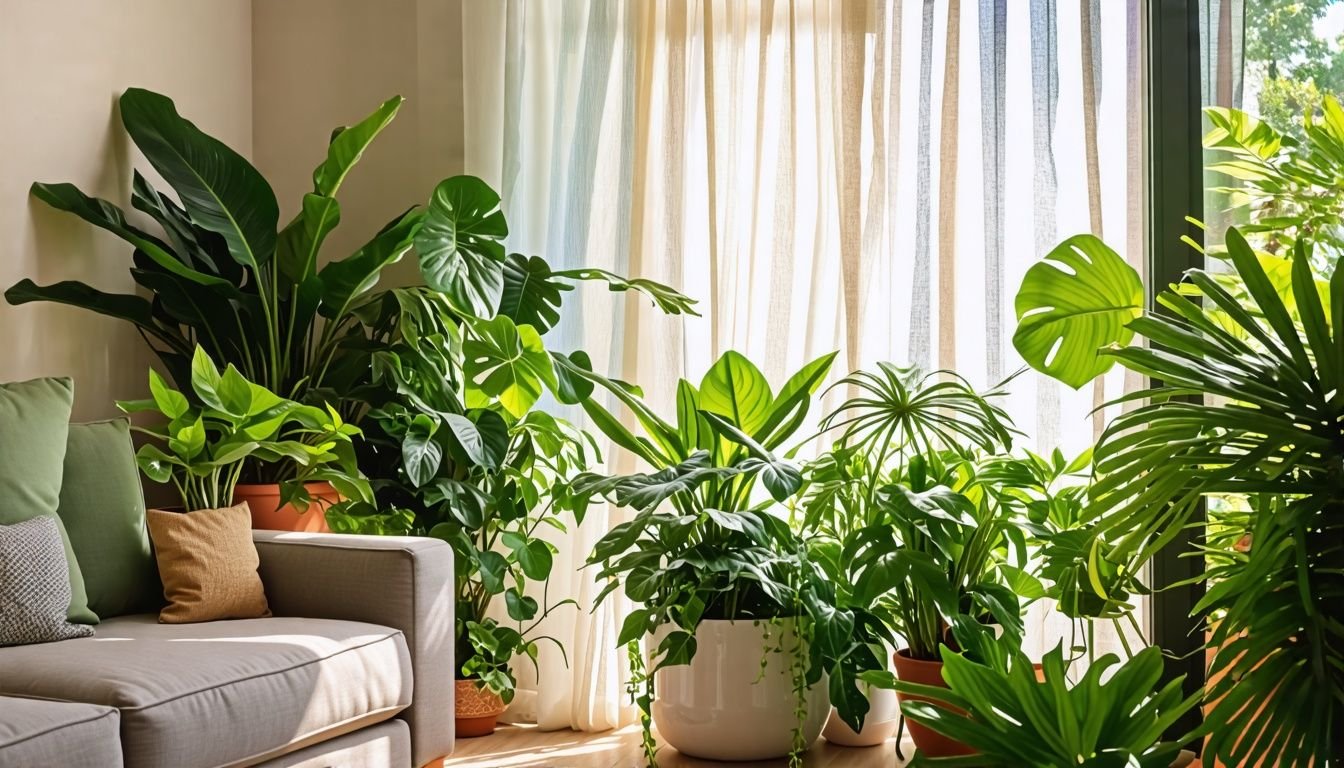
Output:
[651, 619, 829, 761]
[821, 684, 900, 747]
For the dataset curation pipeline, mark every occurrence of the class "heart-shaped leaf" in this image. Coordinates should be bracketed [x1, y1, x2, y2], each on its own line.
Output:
[415, 176, 508, 317]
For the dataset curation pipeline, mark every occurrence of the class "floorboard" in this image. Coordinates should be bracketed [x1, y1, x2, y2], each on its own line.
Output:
[441, 724, 914, 768]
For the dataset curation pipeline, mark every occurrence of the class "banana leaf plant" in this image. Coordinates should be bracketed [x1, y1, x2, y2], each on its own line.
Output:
[896, 644, 1198, 767]
[567, 351, 891, 745]
[1012, 228, 1344, 765]
[118, 346, 371, 513]
[6, 88, 694, 482]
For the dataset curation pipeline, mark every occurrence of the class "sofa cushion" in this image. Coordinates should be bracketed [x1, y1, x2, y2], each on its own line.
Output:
[0, 516, 95, 646]
[0, 695, 122, 767]
[0, 615, 412, 768]
[58, 419, 162, 618]
[0, 377, 96, 624]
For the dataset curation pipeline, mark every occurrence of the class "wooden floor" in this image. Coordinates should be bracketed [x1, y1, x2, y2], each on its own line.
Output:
[442, 725, 913, 768]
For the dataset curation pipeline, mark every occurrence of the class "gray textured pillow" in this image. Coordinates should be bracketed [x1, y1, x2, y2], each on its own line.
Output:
[1, 516, 95, 646]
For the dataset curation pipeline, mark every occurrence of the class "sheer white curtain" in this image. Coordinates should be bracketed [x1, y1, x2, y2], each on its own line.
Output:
[462, 0, 1145, 732]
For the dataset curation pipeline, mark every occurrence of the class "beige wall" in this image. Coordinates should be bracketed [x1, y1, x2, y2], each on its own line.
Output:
[1, 1, 463, 418]
[252, 0, 464, 282]
[0, 0, 253, 420]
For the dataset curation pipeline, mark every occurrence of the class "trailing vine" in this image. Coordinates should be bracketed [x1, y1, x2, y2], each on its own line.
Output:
[626, 640, 658, 767]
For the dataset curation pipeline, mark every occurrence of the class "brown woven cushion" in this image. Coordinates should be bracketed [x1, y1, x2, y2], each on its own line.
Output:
[146, 503, 270, 623]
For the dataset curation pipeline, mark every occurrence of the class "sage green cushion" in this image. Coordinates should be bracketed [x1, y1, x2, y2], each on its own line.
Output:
[58, 419, 162, 618]
[0, 377, 96, 624]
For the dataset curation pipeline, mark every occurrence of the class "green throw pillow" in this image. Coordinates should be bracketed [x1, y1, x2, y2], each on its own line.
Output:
[58, 419, 162, 618]
[0, 377, 96, 624]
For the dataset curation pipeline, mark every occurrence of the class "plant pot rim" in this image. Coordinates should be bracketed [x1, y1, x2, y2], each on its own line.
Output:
[234, 481, 336, 492]
[894, 647, 944, 665]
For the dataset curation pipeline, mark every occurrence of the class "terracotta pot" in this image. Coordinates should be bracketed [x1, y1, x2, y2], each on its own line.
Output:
[455, 679, 506, 738]
[892, 648, 976, 758]
[234, 482, 338, 532]
[823, 684, 900, 747]
[651, 619, 829, 760]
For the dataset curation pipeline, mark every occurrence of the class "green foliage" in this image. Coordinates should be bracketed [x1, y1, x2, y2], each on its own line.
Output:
[1012, 235, 1145, 388]
[896, 645, 1197, 767]
[118, 347, 370, 513]
[1011, 227, 1344, 765]
[1204, 99, 1344, 271]
[574, 351, 889, 737]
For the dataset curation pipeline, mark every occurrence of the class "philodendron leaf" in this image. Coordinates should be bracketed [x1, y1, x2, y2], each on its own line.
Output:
[552, 266, 700, 316]
[550, 350, 595, 404]
[504, 588, 539, 621]
[119, 88, 279, 271]
[415, 176, 508, 318]
[698, 351, 774, 436]
[401, 415, 442, 487]
[1013, 234, 1144, 388]
[500, 253, 571, 332]
[464, 315, 557, 418]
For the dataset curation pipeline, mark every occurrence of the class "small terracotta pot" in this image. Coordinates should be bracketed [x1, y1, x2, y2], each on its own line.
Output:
[234, 482, 339, 532]
[455, 679, 506, 738]
[892, 649, 976, 758]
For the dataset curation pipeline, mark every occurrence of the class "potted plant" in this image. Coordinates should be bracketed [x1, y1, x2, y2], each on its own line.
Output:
[6, 88, 695, 530]
[1010, 225, 1344, 764]
[571, 351, 888, 765]
[799, 364, 1026, 757]
[895, 644, 1198, 767]
[118, 347, 371, 515]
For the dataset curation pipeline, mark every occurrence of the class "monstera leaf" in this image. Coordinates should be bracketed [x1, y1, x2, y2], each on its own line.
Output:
[415, 176, 508, 318]
[1013, 234, 1144, 388]
[499, 253, 571, 332]
[463, 315, 557, 418]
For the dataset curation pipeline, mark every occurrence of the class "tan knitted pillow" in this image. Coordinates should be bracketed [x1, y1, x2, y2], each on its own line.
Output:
[146, 503, 270, 623]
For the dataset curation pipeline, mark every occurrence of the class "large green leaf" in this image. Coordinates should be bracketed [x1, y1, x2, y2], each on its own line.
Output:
[30, 182, 236, 290]
[276, 95, 404, 283]
[318, 209, 422, 319]
[5, 279, 156, 329]
[1012, 234, 1144, 388]
[415, 176, 508, 317]
[698, 351, 774, 435]
[119, 88, 278, 271]
[499, 253, 571, 332]
[463, 315, 556, 418]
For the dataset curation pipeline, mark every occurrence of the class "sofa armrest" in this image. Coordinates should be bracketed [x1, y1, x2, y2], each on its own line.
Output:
[253, 531, 454, 767]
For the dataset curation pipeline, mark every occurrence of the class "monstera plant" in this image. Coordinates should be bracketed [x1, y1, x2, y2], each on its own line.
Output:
[1012, 228, 1344, 765]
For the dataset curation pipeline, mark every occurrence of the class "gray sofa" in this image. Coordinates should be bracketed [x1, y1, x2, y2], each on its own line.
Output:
[0, 531, 454, 768]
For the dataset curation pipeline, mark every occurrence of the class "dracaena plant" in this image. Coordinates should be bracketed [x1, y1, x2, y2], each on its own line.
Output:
[896, 644, 1198, 768]
[1012, 227, 1344, 765]
[569, 351, 890, 756]
[799, 366, 1026, 662]
[118, 347, 370, 513]
[5, 88, 694, 484]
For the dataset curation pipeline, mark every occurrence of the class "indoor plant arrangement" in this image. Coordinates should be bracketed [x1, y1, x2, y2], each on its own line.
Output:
[118, 346, 370, 514]
[797, 364, 1029, 757]
[1011, 227, 1344, 764]
[896, 644, 1198, 767]
[571, 350, 889, 765]
[5, 87, 692, 518]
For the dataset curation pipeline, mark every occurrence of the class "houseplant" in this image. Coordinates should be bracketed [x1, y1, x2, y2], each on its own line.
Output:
[571, 351, 889, 765]
[799, 364, 1025, 757]
[6, 87, 694, 527]
[895, 644, 1198, 767]
[1011, 228, 1344, 765]
[117, 346, 370, 514]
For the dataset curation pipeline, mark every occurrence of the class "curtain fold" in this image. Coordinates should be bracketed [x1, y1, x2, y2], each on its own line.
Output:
[462, 0, 1145, 732]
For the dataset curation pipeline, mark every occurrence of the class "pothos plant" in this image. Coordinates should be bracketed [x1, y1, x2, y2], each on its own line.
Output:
[569, 351, 890, 766]
[118, 346, 370, 513]
[321, 266, 695, 703]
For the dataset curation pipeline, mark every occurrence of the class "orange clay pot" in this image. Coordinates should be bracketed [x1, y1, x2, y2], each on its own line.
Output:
[455, 679, 506, 738]
[234, 482, 339, 532]
[893, 649, 977, 758]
